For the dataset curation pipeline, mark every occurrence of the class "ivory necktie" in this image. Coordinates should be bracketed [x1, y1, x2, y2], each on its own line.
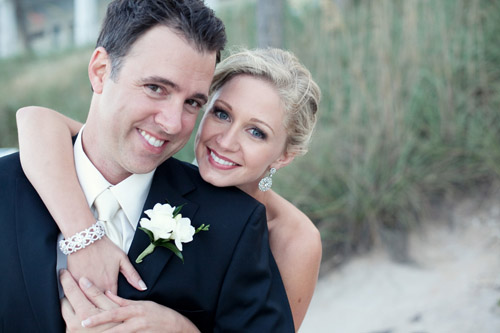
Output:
[93, 188, 123, 248]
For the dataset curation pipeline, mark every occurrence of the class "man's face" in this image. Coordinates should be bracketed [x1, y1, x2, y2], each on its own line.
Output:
[84, 25, 216, 184]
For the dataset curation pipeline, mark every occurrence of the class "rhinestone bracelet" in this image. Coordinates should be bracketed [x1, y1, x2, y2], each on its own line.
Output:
[58, 221, 106, 255]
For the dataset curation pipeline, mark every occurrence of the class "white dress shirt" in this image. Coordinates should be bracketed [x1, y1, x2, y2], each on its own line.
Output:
[56, 126, 155, 296]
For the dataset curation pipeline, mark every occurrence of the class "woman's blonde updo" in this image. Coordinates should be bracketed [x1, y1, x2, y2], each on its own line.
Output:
[209, 48, 321, 157]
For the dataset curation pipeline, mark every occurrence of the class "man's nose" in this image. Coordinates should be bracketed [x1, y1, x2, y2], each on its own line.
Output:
[154, 102, 183, 135]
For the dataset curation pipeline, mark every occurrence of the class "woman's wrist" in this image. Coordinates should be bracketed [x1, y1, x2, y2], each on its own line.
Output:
[59, 221, 106, 255]
[52, 205, 97, 238]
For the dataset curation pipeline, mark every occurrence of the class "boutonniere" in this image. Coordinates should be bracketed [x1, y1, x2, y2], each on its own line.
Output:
[135, 203, 209, 263]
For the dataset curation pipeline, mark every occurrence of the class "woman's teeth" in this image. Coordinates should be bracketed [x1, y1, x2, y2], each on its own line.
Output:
[211, 150, 236, 166]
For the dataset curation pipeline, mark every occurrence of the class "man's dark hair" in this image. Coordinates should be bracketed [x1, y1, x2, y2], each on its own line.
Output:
[96, 0, 227, 79]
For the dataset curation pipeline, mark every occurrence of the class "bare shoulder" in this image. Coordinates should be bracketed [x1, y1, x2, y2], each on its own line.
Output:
[267, 192, 322, 260]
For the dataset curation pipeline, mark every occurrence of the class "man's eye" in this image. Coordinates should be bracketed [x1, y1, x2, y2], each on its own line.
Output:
[187, 99, 201, 108]
[146, 84, 163, 94]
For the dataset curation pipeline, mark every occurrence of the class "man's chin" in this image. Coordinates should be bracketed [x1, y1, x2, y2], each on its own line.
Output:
[130, 156, 170, 173]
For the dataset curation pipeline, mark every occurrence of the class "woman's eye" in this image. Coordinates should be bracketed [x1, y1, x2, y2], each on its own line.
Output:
[214, 108, 230, 121]
[249, 128, 266, 139]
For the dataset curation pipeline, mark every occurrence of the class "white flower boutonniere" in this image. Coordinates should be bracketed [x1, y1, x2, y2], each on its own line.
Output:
[135, 203, 209, 263]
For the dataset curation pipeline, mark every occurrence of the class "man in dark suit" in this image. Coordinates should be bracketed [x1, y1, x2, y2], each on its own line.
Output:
[0, 0, 293, 332]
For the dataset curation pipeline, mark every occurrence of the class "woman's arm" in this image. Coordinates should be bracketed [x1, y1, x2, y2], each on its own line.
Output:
[284, 225, 322, 330]
[17, 106, 87, 236]
[267, 197, 322, 331]
[16, 107, 145, 293]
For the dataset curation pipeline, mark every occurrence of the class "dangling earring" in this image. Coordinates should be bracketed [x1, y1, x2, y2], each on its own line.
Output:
[258, 167, 276, 192]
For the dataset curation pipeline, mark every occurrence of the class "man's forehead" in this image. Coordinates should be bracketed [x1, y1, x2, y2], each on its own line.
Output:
[126, 25, 212, 59]
[120, 26, 216, 84]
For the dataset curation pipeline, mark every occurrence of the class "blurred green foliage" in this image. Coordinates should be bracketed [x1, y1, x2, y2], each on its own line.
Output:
[0, 48, 92, 147]
[272, 0, 500, 262]
[1, 0, 499, 265]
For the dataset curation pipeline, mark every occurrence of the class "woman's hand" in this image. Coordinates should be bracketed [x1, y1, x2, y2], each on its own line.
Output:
[60, 270, 119, 332]
[81, 293, 200, 333]
[68, 237, 147, 294]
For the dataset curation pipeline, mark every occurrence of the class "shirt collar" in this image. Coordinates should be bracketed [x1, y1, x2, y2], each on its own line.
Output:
[74, 126, 155, 228]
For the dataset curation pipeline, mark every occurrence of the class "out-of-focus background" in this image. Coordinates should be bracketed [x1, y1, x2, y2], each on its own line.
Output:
[1, 0, 500, 331]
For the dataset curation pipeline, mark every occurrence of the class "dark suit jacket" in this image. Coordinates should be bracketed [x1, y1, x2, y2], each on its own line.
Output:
[0, 152, 294, 332]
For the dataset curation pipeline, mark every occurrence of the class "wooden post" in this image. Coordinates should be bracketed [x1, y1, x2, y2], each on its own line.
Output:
[256, 0, 285, 48]
[74, 0, 98, 46]
[0, 0, 19, 58]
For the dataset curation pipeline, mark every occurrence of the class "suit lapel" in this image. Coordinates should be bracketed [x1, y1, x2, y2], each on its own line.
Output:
[16, 177, 64, 332]
[124, 160, 199, 295]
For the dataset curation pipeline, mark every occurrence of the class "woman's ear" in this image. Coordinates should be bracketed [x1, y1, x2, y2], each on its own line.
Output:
[88, 47, 110, 94]
[271, 151, 296, 171]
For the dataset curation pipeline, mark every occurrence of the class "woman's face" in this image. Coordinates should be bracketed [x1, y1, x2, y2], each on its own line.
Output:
[194, 75, 294, 191]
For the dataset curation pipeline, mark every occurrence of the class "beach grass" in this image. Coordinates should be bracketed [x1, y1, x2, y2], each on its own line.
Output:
[1, 0, 499, 265]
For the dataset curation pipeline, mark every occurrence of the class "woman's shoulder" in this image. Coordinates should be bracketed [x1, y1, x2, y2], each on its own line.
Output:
[268, 192, 322, 251]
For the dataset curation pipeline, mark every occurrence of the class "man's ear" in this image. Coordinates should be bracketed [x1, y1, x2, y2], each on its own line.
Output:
[271, 151, 296, 171]
[88, 47, 110, 94]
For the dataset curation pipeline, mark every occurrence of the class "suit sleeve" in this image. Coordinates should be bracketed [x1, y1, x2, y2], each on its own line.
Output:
[214, 204, 294, 332]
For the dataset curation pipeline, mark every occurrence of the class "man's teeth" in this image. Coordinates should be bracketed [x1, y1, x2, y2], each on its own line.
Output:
[211, 151, 236, 166]
[140, 130, 165, 148]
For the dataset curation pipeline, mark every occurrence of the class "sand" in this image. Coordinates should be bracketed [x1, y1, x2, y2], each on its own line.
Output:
[301, 190, 500, 333]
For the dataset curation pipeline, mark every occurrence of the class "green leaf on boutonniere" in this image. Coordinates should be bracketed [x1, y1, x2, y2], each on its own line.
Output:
[159, 241, 184, 262]
[195, 224, 210, 233]
[135, 243, 156, 263]
[138, 226, 155, 242]
[172, 203, 186, 217]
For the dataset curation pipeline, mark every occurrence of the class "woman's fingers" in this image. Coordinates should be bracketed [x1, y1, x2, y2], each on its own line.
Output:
[119, 256, 147, 291]
[105, 291, 130, 307]
[78, 277, 118, 311]
[82, 305, 137, 328]
[60, 270, 97, 319]
[82, 299, 201, 333]
[61, 297, 87, 332]
[60, 297, 75, 323]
